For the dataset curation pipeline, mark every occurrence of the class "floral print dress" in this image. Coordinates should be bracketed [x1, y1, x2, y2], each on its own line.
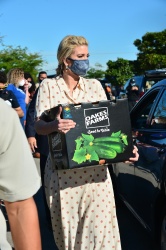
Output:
[36, 76, 121, 250]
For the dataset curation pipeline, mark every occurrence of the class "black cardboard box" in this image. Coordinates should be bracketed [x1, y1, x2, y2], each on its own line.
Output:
[40, 99, 133, 169]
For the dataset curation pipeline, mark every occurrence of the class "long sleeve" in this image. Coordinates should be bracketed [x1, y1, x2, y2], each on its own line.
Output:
[25, 88, 39, 138]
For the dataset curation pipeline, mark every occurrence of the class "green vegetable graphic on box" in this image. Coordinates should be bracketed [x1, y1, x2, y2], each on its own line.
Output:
[72, 130, 128, 164]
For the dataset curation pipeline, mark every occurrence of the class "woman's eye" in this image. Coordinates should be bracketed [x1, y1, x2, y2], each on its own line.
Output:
[77, 54, 89, 59]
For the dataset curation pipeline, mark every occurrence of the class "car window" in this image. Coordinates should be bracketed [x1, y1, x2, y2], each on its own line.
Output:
[145, 80, 155, 91]
[131, 90, 159, 129]
[151, 90, 166, 128]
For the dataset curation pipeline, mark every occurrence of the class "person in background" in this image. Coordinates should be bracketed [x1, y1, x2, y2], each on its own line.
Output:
[25, 86, 51, 223]
[25, 70, 49, 161]
[0, 70, 24, 117]
[126, 78, 140, 111]
[24, 72, 36, 101]
[105, 83, 116, 100]
[0, 98, 41, 250]
[6, 68, 30, 129]
[35, 35, 139, 250]
[35, 71, 47, 89]
[25, 70, 47, 158]
[25, 74, 51, 229]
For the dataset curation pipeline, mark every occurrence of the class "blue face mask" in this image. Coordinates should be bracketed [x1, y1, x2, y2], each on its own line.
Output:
[68, 58, 89, 76]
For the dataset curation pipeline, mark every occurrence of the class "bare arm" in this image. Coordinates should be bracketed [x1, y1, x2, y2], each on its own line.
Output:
[14, 106, 24, 118]
[25, 89, 30, 104]
[24, 81, 30, 105]
[4, 197, 41, 250]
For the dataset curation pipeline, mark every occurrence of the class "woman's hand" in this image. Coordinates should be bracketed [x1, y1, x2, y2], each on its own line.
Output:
[24, 80, 29, 92]
[54, 106, 76, 134]
[124, 145, 139, 163]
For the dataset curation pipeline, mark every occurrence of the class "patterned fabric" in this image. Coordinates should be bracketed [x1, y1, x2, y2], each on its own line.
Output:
[36, 76, 121, 250]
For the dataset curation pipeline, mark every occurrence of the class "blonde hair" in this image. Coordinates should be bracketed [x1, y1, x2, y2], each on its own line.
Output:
[7, 68, 24, 86]
[56, 35, 88, 75]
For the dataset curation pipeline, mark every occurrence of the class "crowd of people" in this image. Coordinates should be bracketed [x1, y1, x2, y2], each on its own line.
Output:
[0, 35, 139, 250]
[102, 79, 140, 111]
[0, 69, 48, 249]
[0, 69, 47, 128]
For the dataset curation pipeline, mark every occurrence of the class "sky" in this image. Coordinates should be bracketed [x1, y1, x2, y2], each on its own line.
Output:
[0, 0, 166, 76]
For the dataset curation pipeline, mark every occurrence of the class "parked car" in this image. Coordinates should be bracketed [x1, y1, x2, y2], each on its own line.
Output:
[122, 68, 166, 98]
[110, 78, 166, 249]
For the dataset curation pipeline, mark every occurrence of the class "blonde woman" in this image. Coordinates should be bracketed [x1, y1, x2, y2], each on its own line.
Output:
[35, 35, 139, 250]
[0, 70, 24, 118]
[7, 68, 30, 128]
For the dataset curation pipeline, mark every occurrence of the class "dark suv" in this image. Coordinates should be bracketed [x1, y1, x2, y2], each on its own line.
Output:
[123, 68, 166, 97]
[111, 78, 166, 249]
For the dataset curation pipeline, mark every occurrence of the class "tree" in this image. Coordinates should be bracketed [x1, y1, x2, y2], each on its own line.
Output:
[86, 63, 105, 79]
[0, 42, 45, 81]
[105, 58, 134, 86]
[134, 29, 166, 72]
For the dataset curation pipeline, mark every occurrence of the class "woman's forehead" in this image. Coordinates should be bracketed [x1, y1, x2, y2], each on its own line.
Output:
[72, 45, 88, 55]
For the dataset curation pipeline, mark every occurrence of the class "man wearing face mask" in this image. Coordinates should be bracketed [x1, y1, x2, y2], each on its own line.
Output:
[126, 78, 140, 111]
[6, 68, 30, 129]
[35, 71, 47, 89]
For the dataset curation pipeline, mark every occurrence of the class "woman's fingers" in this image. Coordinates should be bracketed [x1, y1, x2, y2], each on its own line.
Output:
[54, 118, 76, 133]
[129, 145, 139, 162]
[56, 106, 62, 120]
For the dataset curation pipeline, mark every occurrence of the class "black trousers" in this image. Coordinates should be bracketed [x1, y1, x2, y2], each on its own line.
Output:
[40, 154, 52, 224]
[40, 154, 48, 186]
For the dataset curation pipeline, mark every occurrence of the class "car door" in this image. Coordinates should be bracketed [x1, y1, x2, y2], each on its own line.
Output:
[113, 86, 166, 233]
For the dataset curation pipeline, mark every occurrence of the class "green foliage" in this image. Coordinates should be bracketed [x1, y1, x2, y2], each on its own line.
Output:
[105, 58, 134, 86]
[86, 63, 105, 79]
[128, 60, 142, 75]
[134, 29, 166, 71]
[0, 43, 45, 81]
